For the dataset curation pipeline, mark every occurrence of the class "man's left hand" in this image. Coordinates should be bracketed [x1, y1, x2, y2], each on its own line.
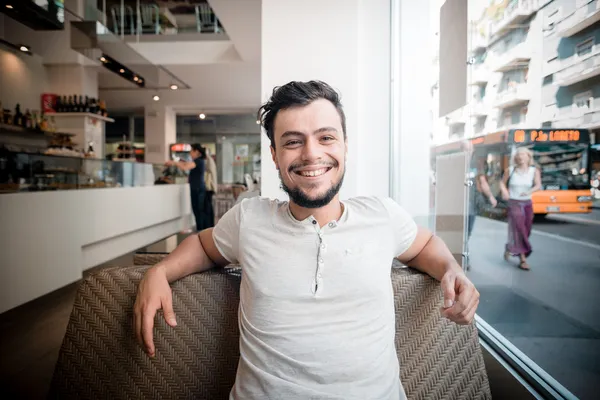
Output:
[440, 270, 480, 325]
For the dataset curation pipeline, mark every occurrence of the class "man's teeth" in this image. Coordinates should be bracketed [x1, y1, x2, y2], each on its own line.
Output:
[299, 168, 327, 177]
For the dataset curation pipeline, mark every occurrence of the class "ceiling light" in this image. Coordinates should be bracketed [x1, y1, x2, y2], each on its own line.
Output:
[199, 113, 206, 119]
[133, 76, 139, 82]
[170, 84, 178, 90]
[256, 120, 260, 125]
[100, 56, 107, 63]
[19, 45, 29, 52]
[138, 79, 143, 84]
[119, 68, 125, 73]
[6, 5, 13, 9]
[153, 95, 160, 101]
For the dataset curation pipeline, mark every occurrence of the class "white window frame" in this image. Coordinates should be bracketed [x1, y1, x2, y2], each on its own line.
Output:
[575, 36, 595, 58]
[573, 90, 593, 113]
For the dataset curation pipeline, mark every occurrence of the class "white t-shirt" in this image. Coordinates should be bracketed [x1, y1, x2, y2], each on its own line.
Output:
[212, 196, 418, 400]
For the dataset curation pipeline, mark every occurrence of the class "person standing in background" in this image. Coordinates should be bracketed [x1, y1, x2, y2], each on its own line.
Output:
[204, 147, 218, 228]
[166, 144, 209, 231]
[499, 147, 542, 271]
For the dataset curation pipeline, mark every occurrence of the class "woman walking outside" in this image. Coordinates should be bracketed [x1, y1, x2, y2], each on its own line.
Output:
[499, 147, 542, 270]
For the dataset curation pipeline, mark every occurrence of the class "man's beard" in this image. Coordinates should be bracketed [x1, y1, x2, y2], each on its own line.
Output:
[280, 168, 345, 209]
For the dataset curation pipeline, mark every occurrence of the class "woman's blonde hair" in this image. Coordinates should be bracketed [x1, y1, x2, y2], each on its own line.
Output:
[513, 147, 535, 166]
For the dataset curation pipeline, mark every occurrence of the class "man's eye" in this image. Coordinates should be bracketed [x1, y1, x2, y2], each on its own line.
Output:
[321, 136, 335, 142]
[285, 140, 301, 146]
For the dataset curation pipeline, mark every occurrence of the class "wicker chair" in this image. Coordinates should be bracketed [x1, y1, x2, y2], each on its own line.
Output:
[49, 254, 491, 399]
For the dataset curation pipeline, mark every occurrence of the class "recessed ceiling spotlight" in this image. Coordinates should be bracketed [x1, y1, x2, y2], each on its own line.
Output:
[119, 68, 125, 73]
[153, 95, 160, 101]
[256, 120, 260, 125]
[199, 113, 206, 119]
[6, 5, 14, 9]
[170, 84, 178, 90]
[19, 45, 29, 53]
[100, 56, 107, 63]
[133, 76, 139, 82]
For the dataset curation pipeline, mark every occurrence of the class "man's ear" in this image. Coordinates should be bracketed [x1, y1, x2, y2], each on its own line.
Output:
[270, 146, 279, 170]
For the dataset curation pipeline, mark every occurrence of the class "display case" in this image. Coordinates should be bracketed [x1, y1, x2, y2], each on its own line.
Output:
[0, 150, 170, 194]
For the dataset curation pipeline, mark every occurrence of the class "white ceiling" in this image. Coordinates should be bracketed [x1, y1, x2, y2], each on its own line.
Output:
[98, 0, 262, 114]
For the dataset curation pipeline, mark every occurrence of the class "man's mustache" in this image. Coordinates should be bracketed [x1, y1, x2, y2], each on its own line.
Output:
[288, 160, 338, 173]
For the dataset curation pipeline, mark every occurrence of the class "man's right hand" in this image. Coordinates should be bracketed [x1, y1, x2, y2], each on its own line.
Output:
[134, 265, 177, 357]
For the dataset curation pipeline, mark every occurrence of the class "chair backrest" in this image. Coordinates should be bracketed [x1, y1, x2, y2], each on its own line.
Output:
[49, 258, 490, 399]
[110, 5, 135, 35]
[138, 4, 159, 34]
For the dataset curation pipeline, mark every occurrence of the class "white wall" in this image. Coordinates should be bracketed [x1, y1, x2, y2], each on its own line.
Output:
[145, 106, 177, 164]
[0, 184, 192, 313]
[261, 0, 392, 200]
[392, 0, 432, 224]
[0, 44, 49, 113]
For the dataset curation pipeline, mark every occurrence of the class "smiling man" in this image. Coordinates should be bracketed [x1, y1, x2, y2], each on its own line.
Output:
[134, 81, 480, 400]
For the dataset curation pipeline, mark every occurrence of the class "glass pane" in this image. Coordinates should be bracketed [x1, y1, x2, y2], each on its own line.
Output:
[431, 0, 600, 398]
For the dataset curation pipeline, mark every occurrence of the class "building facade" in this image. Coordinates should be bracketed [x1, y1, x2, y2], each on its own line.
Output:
[435, 0, 599, 145]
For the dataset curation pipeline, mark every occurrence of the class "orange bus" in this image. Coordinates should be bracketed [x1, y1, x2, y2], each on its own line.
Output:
[433, 128, 593, 216]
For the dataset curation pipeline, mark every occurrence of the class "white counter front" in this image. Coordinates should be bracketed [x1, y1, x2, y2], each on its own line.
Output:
[0, 184, 192, 314]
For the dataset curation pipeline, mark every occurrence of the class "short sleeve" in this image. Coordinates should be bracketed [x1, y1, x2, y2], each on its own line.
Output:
[380, 197, 418, 257]
[212, 201, 243, 264]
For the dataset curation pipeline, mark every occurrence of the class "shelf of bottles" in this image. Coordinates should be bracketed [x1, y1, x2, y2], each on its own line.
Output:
[43, 94, 113, 122]
[0, 100, 63, 135]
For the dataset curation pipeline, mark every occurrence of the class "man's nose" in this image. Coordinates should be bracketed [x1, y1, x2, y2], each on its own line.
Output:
[300, 137, 322, 161]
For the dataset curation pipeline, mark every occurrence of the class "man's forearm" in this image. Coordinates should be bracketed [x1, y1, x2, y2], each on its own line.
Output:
[405, 235, 462, 281]
[154, 234, 216, 283]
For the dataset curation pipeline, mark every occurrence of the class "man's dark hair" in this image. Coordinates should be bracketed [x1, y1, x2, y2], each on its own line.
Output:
[257, 80, 346, 149]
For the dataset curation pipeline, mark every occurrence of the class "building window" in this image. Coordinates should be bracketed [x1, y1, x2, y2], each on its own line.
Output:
[573, 91, 593, 112]
[575, 37, 594, 57]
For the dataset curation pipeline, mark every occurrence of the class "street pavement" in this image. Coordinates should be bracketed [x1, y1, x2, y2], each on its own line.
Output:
[537, 209, 600, 245]
[467, 217, 600, 400]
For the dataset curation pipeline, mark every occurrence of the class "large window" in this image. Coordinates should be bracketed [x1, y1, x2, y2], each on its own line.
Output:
[431, 0, 599, 398]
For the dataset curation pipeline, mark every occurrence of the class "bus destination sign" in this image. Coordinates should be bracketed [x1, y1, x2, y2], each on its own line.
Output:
[510, 129, 589, 144]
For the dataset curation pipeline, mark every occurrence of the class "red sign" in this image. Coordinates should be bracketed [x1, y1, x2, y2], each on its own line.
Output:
[170, 143, 191, 152]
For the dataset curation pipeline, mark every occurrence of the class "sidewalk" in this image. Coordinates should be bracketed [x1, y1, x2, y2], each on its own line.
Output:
[467, 217, 600, 399]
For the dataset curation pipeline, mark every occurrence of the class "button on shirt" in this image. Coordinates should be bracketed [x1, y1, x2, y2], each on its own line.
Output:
[212, 196, 418, 400]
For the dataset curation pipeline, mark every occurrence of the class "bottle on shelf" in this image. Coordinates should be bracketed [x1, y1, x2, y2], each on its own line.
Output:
[49, 116, 57, 133]
[13, 104, 23, 126]
[0, 101, 4, 124]
[40, 112, 48, 132]
[25, 109, 32, 129]
[62, 95, 68, 112]
[66, 96, 72, 112]
[78, 95, 84, 112]
[84, 96, 90, 113]
[56, 96, 62, 113]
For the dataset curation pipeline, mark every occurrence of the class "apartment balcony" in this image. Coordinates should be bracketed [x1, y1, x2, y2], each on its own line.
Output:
[489, 40, 531, 72]
[471, 32, 489, 52]
[553, 48, 600, 87]
[494, 83, 530, 108]
[543, 105, 600, 129]
[556, 0, 600, 38]
[471, 100, 490, 117]
[470, 63, 490, 85]
[445, 107, 468, 126]
[489, 0, 539, 38]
